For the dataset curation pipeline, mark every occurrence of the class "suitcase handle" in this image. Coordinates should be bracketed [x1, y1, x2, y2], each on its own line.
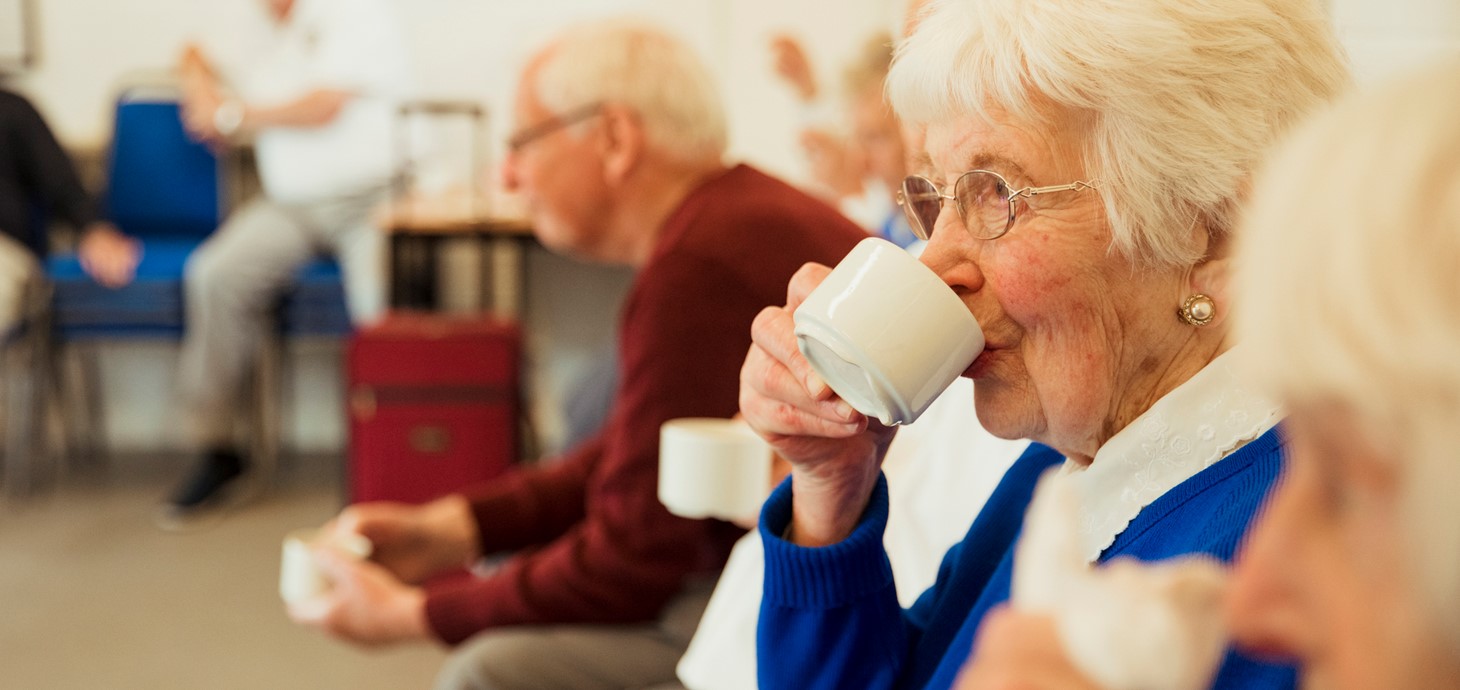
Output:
[350, 387, 377, 420]
[409, 425, 451, 454]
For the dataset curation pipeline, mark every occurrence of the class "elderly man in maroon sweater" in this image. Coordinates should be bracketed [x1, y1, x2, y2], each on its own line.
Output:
[291, 19, 866, 690]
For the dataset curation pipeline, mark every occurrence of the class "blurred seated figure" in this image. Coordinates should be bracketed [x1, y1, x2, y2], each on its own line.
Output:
[770, 33, 915, 248]
[160, 0, 412, 526]
[1223, 58, 1460, 690]
[289, 20, 866, 690]
[0, 88, 140, 333]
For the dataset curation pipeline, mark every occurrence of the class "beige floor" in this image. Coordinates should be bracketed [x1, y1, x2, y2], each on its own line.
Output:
[0, 457, 447, 690]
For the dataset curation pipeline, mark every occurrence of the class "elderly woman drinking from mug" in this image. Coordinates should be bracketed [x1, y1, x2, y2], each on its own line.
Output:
[952, 57, 1460, 690]
[1222, 59, 1460, 690]
[737, 0, 1348, 688]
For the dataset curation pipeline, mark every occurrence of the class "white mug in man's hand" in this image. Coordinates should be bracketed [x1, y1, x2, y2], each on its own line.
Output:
[279, 528, 373, 606]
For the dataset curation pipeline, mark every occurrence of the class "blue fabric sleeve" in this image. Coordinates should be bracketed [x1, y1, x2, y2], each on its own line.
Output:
[757, 473, 914, 690]
[1210, 648, 1299, 689]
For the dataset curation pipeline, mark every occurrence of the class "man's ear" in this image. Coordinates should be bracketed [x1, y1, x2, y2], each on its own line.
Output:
[598, 104, 642, 184]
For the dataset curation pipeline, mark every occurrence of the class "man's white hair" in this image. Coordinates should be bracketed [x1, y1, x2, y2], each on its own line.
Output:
[888, 0, 1349, 268]
[532, 20, 727, 164]
[1237, 59, 1460, 652]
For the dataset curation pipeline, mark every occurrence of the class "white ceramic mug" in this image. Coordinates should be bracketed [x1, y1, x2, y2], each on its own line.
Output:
[279, 528, 373, 606]
[793, 237, 984, 426]
[658, 418, 773, 523]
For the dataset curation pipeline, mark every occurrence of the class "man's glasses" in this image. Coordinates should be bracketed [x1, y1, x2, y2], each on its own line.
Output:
[896, 170, 1101, 241]
[506, 103, 604, 154]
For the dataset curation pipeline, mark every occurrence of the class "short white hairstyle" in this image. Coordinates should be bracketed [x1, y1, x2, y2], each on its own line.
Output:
[531, 20, 727, 164]
[1237, 58, 1460, 651]
[888, 0, 1349, 268]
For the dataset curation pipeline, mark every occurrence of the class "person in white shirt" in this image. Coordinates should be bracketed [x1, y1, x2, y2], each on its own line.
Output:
[161, 0, 411, 527]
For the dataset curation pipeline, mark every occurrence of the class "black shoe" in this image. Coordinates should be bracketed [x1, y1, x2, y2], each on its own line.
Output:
[154, 449, 248, 531]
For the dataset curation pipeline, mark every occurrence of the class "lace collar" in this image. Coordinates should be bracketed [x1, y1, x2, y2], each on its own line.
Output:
[1055, 348, 1282, 562]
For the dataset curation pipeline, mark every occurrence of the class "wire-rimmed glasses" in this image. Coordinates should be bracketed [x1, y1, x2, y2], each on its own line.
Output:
[896, 169, 1101, 241]
[506, 102, 604, 154]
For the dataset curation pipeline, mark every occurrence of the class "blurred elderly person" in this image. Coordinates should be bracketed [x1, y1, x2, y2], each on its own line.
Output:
[771, 33, 914, 247]
[1222, 59, 1460, 689]
[737, 0, 1348, 688]
[291, 20, 865, 690]
[160, 0, 412, 525]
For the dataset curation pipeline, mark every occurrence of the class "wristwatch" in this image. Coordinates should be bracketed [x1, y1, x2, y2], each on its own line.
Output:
[213, 99, 245, 137]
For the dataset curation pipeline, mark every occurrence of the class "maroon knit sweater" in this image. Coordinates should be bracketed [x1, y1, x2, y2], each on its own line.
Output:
[424, 164, 867, 643]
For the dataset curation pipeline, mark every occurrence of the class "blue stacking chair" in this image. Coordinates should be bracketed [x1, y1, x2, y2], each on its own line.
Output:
[47, 92, 220, 340]
[41, 89, 218, 470]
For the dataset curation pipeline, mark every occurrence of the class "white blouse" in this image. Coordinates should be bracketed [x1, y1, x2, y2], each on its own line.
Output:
[1057, 348, 1282, 562]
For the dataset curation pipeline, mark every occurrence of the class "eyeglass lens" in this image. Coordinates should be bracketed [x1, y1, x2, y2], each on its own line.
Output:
[955, 171, 1013, 240]
[900, 172, 1014, 240]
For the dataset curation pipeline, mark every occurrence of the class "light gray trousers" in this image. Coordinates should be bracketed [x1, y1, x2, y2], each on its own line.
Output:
[0, 232, 39, 334]
[432, 577, 714, 690]
[177, 190, 385, 446]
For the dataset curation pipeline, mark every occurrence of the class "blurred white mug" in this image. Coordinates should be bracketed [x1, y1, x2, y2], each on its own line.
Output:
[279, 528, 373, 606]
[658, 418, 773, 523]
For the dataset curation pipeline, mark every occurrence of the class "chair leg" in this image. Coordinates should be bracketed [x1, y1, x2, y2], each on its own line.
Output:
[72, 344, 109, 476]
[2, 336, 27, 499]
[251, 331, 283, 494]
[6, 290, 54, 500]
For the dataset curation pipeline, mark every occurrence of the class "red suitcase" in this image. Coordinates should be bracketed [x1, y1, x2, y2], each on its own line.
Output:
[346, 313, 521, 504]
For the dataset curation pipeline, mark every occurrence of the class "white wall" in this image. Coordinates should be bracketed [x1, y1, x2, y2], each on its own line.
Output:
[16, 0, 895, 177]
[1332, 0, 1460, 85]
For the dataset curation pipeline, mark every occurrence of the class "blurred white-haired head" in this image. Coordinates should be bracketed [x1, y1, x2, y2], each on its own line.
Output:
[530, 19, 727, 165]
[1236, 57, 1460, 651]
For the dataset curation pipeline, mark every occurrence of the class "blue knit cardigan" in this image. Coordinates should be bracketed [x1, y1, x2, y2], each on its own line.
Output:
[756, 428, 1295, 690]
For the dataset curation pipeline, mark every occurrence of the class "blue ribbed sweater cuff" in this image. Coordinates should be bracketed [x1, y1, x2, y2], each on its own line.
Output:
[758, 472, 895, 609]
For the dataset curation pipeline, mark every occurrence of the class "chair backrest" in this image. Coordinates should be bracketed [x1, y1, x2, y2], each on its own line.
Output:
[104, 88, 220, 240]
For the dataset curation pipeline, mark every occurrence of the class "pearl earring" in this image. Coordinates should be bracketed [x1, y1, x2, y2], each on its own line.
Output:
[1178, 294, 1216, 327]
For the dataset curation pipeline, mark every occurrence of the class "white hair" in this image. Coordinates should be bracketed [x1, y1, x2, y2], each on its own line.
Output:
[887, 0, 1349, 268]
[531, 20, 727, 164]
[1236, 58, 1460, 651]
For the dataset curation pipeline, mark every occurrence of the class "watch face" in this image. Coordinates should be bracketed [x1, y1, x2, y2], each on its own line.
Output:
[214, 102, 243, 136]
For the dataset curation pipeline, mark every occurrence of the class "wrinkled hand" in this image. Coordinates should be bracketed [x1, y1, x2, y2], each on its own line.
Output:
[325, 495, 479, 585]
[770, 34, 818, 102]
[953, 607, 1103, 690]
[739, 263, 895, 546]
[287, 547, 431, 647]
[77, 223, 141, 289]
[801, 129, 867, 200]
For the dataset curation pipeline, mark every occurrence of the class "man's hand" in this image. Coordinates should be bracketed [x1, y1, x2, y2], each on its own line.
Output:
[77, 223, 141, 289]
[326, 495, 481, 585]
[287, 547, 433, 647]
[953, 607, 1103, 690]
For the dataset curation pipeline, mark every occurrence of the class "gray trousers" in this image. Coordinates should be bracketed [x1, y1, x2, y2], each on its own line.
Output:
[178, 191, 385, 446]
[0, 232, 38, 334]
[432, 578, 714, 690]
